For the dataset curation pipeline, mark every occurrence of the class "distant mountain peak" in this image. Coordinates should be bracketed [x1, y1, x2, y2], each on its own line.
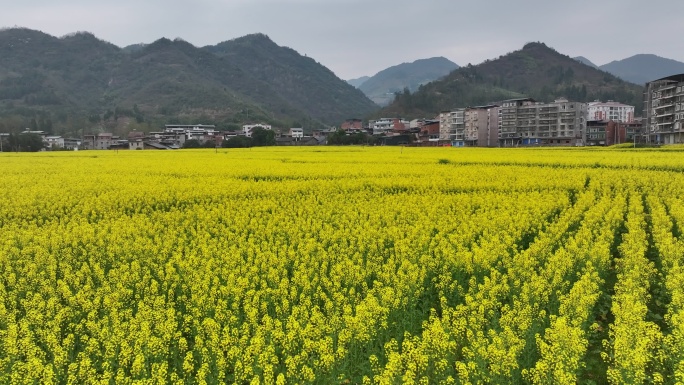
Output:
[522, 41, 550, 50]
[144, 37, 198, 51]
[122, 43, 147, 53]
[599, 54, 684, 85]
[0, 27, 57, 44]
[244, 32, 271, 40]
[230, 33, 276, 46]
[60, 31, 97, 39]
[413, 56, 452, 64]
[573, 56, 598, 69]
[358, 57, 459, 106]
[621, 53, 669, 61]
[151, 37, 173, 45]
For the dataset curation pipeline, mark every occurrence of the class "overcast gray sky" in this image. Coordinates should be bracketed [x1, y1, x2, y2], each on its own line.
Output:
[2, 0, 683, 80]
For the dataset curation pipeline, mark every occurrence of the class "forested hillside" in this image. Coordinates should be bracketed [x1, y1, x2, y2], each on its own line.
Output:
[0, 28, 377, 137]
[377, 42, 643, 119]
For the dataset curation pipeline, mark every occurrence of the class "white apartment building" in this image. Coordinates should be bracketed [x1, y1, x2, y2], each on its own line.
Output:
[288, 128, 304, 138]
[587, 101, 635, 123]
[164, 124, 218, 142]
[368, 118, 409, 135]
[44, 136, 64, 149]
[242, 124, 273, 138]
[449, 109, 466, 146]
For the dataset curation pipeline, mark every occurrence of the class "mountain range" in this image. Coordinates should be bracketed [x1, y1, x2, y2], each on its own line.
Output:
[573, 54, 684, 85]
[348, 57, 459, 106]
[355, 52, 684, 116]
[0, 28, 377, 137]
[599, 54, 684, 85]
[377, 42, 645, 119]
[2, 27, 684, 137]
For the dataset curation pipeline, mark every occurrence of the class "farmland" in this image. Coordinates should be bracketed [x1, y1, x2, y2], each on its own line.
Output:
[1, 147, 684, 384]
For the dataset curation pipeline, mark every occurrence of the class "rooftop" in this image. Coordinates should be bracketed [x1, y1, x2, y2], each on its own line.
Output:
[649, 73, 684, 84]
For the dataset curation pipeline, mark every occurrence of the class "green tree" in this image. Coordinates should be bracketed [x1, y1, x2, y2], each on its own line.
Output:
[8, 133, 44, 152]
[328, 129, 347, 145]
[251, 127, 275, 146]
[327, 129, 373, 145]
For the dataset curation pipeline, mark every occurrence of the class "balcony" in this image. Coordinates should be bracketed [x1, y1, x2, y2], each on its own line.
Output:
[655, 103, 675, 110]
[659, 95, 676, 102]
[656, 111, 675, 118]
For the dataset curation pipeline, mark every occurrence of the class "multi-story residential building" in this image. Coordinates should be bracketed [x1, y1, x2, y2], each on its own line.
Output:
[83, 133, 115, 150]
[587, 101, 635, 123]
[128, 139, 144, 150]
[586, 120, 608, 146]
[449, 109, 466, 146]
[288, 128, 304, 139]
[499, 98, 535, 146]
[63, 138, 81, 150]
[368, 118, 409, 135]
[463, 105, 500, 147]
[586, 120, 642, 146]
[418, 120, 440, 143]
[149, 130, 186, 147]
[439, 112, 451, 140]
[499, 98, 586, 146]
[437, 110, 467, 142]
[164, 124, 218, 143]
[44, 136, 64, 149]
[644, 74, 684, 144]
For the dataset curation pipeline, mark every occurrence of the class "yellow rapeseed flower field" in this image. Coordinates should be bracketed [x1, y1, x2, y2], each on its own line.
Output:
[1, 146, 684, 384]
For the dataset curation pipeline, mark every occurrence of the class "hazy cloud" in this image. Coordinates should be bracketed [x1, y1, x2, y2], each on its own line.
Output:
[2, 0, 683, 79]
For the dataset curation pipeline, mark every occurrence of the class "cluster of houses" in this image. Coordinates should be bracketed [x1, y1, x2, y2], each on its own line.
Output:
[0, 131, 83, 150]
[7, 124, 328, 151]
[6, 105, 640, 151]
[6, 74, 684, 150]
[351, 99, 639, 147]
[332, 98, 639, 147]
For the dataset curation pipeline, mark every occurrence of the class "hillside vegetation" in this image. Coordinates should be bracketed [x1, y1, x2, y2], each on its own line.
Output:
[358, 57, 459, 106]
[0, 28, 377, 137]
[204, 34, 376, 126]
[378, 43, 644, 119]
